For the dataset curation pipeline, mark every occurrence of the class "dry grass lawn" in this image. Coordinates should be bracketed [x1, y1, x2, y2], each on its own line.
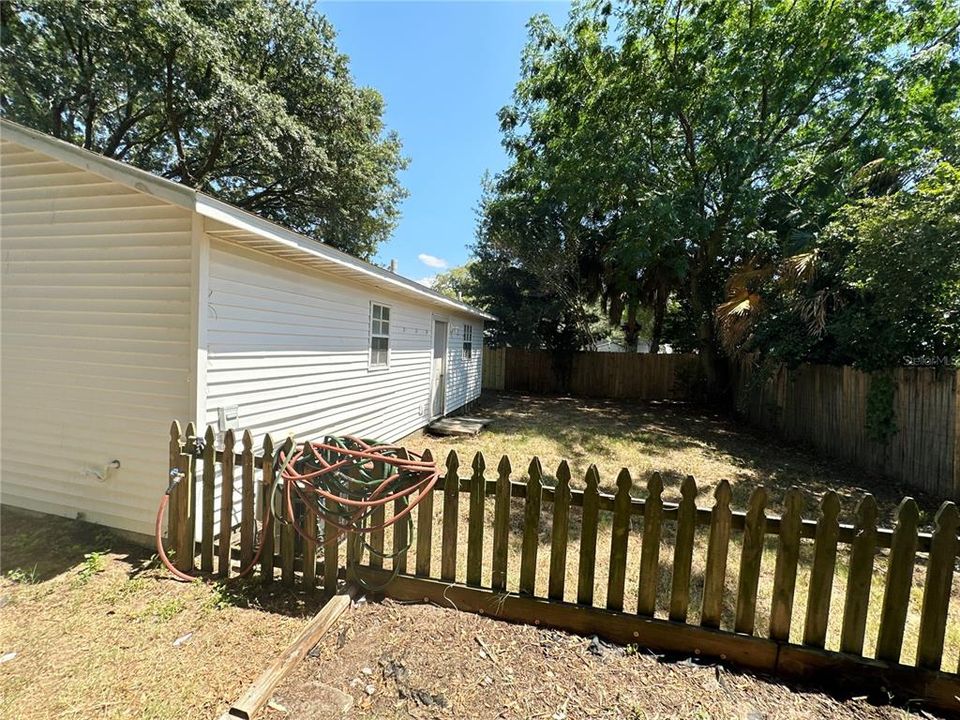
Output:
[0, 507, 324, 720]
[403, 393, 943, 525]
[273, 599, 931, 719]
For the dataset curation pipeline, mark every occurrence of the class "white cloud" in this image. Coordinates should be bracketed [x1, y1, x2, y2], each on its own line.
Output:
[416, 276, 437, 288]
[418, 253, 448, 269]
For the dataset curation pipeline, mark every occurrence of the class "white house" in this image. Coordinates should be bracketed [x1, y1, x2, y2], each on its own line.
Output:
[0, 119, 493, 538]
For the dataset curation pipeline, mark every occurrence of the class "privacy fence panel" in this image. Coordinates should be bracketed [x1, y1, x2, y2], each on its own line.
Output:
[733, 362, 959, 499]
[482, 349, 958, 499]
[481, 347, 698, 399]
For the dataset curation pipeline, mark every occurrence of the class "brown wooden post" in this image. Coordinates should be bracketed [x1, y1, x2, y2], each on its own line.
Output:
[259, 434, 276, 582]
[390, 448, 413, 573]
[174, 449, 194, 572]
[701, 479, 732, 630]
[491, 455, 512, 591]
[184, 422, 197, 571]
[669, 475, 699, 622]
[219, 428, 236, 578]
[200, 425, 216, 573]
[322, 440, 341, 595]
[415, 450, 435, 578]
[240, 429, 255, 569]
[279, 437, 296, 586]
[466, 452, 486, 587]
[440, 450, 460, 582]
[168, 421, 183, 563]
[519, 457, 543, 596]
[607, 469, 633, 612]
[840, 494, 878, 655]
[734, 486, 768, 635]
[368, 456, 387, 571]
[637, 473, 664, 617]
[769, 487, 804, 641]
[876, 497, 920, 663]
[302, 496, 318, 590]
[548, 461, 572, 601]
[917, 502, 959, 670]
[577, 465, 601, 606]
[803, 491, 840, 648]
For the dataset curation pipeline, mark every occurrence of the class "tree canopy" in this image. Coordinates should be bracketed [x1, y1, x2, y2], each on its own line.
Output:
[1, 0, 407, 260]
[477, 0, 960, 388]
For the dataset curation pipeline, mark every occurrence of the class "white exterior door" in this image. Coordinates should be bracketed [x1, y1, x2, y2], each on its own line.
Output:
[432, 320, 448, 418]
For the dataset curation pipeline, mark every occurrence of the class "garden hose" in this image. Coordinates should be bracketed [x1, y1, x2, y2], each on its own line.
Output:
[155, 435, 437, 587]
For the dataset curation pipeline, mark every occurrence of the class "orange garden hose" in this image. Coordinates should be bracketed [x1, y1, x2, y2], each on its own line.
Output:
[155, 435, 438, 583]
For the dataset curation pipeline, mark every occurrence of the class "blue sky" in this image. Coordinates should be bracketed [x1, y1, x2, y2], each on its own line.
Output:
[317, 1, 571, 285]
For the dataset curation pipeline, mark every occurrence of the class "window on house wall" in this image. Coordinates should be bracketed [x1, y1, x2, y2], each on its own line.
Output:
[463, 323, 473, 360]
[370, 303, 390, 368]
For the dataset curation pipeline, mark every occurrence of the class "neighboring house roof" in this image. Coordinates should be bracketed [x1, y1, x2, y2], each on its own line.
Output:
[0, 119, 495, 321]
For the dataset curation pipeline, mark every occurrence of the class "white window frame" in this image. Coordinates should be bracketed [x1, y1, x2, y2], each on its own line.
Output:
[462, 323, 473, 360]
[369, 301, 391, 370]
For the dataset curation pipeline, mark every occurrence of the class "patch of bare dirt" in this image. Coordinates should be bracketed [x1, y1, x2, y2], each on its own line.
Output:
[271, 600, 931, 720]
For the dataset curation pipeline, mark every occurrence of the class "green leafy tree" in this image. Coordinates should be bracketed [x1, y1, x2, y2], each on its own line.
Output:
[484, 0, 960, 391]
[721, 164, 960, 370]
[431, 264, 477, 305]
[1, 0, 407, 259]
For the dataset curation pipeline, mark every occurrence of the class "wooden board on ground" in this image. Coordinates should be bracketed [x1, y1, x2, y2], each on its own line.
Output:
[221, 589, 354, 720]
[426, 416, 492, 437]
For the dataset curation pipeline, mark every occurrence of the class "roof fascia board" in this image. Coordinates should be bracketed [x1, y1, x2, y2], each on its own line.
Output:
[197, 194, 495, 320]
[1, 119, 195, 209]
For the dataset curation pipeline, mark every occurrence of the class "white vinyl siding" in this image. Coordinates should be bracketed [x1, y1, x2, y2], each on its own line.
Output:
[204, 240, 436, 455]
[445, 319, 483, 412]
[0, 140, 194, 536]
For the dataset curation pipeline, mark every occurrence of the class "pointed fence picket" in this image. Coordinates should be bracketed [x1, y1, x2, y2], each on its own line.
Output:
[166, 423, 960, 712]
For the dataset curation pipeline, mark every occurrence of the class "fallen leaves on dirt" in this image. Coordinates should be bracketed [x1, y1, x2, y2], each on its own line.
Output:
[272, 599, 928, 720]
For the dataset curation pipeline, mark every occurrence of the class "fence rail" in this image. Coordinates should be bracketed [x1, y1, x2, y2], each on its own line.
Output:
[165, 423, 960, 712]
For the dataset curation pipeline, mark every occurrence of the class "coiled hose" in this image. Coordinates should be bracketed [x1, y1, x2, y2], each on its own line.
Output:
[156, 435, 438, 586]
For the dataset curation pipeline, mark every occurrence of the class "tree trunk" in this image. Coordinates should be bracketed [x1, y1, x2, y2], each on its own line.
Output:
[690, 261, 729, 403]
[649, 288, 666, 354]
[623, 305, 640, 352]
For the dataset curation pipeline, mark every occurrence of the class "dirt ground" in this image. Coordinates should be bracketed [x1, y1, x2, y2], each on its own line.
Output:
[0, 506, 322, 720]
[272, 599, 935, 720]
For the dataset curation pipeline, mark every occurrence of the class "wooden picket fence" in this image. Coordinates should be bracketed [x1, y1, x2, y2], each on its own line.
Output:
[166, 422, 960, 712]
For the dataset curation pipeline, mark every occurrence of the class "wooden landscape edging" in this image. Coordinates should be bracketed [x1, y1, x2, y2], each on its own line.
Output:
[355, 568, 960, 715]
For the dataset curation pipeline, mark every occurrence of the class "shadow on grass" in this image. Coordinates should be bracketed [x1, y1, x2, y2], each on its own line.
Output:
[430, 392, 945, 530]
[0, 505, 334, 620]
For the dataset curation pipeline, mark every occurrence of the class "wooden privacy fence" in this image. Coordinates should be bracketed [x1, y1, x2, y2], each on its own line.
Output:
[734, 362, 960, 499]
[482, 346, 697, 399]
[166, 423, 960, 712]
